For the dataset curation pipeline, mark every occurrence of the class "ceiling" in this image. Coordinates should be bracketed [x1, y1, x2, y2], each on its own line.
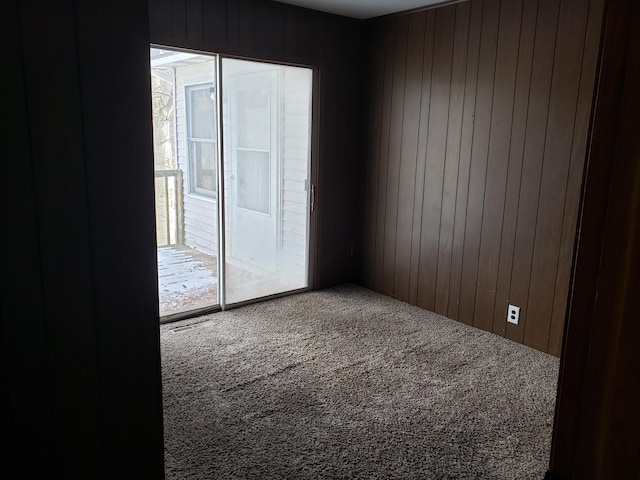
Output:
[274, 0, 452, 19]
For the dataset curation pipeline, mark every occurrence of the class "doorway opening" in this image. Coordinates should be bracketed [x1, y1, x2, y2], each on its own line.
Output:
[150, 47, 314, 318]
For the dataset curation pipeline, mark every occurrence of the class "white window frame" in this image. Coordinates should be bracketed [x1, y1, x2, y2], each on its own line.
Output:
[186, 83, 217, 198]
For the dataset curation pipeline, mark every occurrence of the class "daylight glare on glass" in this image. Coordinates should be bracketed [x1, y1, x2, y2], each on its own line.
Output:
[150, 47, 313, 316]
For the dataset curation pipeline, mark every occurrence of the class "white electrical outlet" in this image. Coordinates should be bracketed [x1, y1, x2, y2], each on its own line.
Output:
[507, 304, 520, 325]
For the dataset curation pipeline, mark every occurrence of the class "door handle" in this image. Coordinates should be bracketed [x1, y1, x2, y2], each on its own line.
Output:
[310, 184, 315, 213]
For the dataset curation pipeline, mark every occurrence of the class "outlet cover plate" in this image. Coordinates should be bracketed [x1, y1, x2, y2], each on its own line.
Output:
[507, 304, 520, 325]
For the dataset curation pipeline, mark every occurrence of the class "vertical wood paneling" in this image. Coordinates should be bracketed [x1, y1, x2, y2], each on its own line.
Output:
[149, 0, 172, 42]
[362, 21, 385, 290]
[8, 0, 165, 475]
[238, 0, 254, 51]
[185, 0, 204, 44]
[394, 13, 426, 302]
[434, 2, 471, 316]
[417, 6, 455, 311]
[374, 21, 395, 292]
[5, 0, 55, 470]
[341, 22, 363, 283]
[493, 0, 538, 337]
[363, 0, 604, 355]
[271, 2, 286, 54]
[525, 0, 590, 352]
[473, 0, 523, 332]
[297, 9, 319, 58]
[172, 0, 188, 42]
[226, 0, 240, 49]
[448, 0, 483, 320]
[408, 11, 435, 305]
[19, 1, 102, 471]
[318, 20, 339, 285]
[284, 8, 298, 57]
[382, 17, 408, 297]
[253, 0, 275, 54]
[551, 0, 640, 474]
[458, 0, 500, 325]
[548, 0, 606, 356]
[507, 0, 561, 345]
[203, 0, 226, 47]
[75, 1, 166, 474]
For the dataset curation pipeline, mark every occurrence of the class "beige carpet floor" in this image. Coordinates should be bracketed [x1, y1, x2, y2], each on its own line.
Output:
[160, 285, 559, 479]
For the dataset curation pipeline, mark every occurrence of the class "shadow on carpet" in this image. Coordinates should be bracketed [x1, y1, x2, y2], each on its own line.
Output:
[160, 285, 559, 479]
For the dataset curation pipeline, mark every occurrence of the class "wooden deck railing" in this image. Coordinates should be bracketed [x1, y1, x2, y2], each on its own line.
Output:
[154, 169, 184, 246]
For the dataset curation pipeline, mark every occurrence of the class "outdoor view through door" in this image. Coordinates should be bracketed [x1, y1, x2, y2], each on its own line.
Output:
[151, 48, 313, 317]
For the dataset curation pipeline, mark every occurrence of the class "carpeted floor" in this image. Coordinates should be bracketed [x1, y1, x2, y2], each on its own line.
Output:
[160, 285, 559, 479]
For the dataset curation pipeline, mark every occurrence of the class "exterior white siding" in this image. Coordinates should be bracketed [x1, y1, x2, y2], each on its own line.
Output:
[173, 61, 310, 270]
[280, 67, 310, 272]
[175, 61, 218, 257]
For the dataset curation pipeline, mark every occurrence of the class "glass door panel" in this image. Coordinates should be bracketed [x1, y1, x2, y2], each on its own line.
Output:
[222, 58, 313, 305]
[150, 47, 220, 317]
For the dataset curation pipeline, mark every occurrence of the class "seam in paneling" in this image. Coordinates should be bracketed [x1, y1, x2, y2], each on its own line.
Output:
[394, 13, 426, 301]
[433, 7, 457, 312]
[415, 10, 442, 308]
[407, 15, 427, 300]
[475, 0, 525, 334]
[457, 0, 485, 323]
[185, 0, 204, 45]
[172, 0, 187, 42]
[390, 17, 410, 298]
[471, 0, 502, 329]
[410, 11, 435, 305]
[548, 0, 606, 356]
[459, 0, 500, 326]
[374, 21, 396, 292]
[446, 4, 472, 317]
[372, 25, 385, 288]
[364, 23, 385, 289]
[448, 0, 483, 320]
[435, 2, 472, 315]
[507, 2, 557, 343]
[408, 95, 425, 297]
[492, 0, 528, 336]
[543, 0, 592, 352]
[546, 0, 591, 350]
[418, 6, 457, 311]
[521, 0, 562, 346]
[505, 0, 539, 329]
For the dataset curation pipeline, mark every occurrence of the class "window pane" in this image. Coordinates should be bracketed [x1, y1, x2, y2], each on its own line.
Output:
[237, 150, 269, 214]
[237, 87, 270, 149]
[193, 141, 217, 192]
[190, 87, 216, 139]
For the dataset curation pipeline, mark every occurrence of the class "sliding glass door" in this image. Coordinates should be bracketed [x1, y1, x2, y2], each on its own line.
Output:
[151, 48, 220, 318]
[150, 48, 313, 317]
[222, 58, 312, 305]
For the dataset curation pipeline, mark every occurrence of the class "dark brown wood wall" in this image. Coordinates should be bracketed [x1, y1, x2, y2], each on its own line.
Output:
[551, 0, 640, 476]
[148, 0, 365, 288]
[361, 0, 605, 355]
[4, 0, 165, 476]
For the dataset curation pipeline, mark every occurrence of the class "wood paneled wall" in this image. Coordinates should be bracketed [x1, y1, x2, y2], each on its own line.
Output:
[361, 0, 605, 355]
[5, 0, 164, 476]
[551, 0, 640, 476]
[149, 0, 366, 289]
